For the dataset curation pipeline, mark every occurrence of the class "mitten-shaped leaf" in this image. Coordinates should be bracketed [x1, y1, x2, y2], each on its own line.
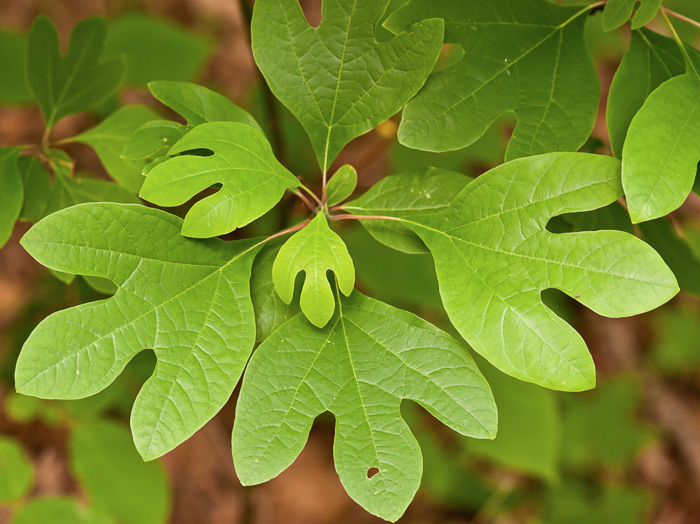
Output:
[15, 203, 261, 460]
[386, 0, 599, 160]
[622, 63, 700, 223]
[376, 154, 678, 390]
[607, 29, 687, 158]
[26, 16, 125, 130]
[345, 167, 472, 254]
[251, 0, 444, 170]
[272, 213, 354, 327]
[602, 0, 661, 32]
[232, 292, 497, 522]
[123, 81, 260, 161]
[74, 105, 161, 192]
[0, 147, 23, 248]
[139, 122, 299, 238]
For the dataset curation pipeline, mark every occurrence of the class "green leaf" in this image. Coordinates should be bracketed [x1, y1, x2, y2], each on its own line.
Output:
[0, 30, 32, 104]
[382, 153, 677, 390]
[26, 16, 125, 130]
[148, 81, 260, 129]
[232, 291, 497, 522]
[607, 29, 687, 158]
[542, 482, 649, 524]
[18, 156, 52, 222]
[104, 12, 212, 86]
[70, 421, 170, 524]
[561, 377, 655, 469]
[121, 120, 187, 160]
[344, 167, 472, 254]
[272, 213, 354, 327]
[560, 202, 634, 235]
[465, 359, 560, 482]
[0, 147, 24, 248]
[650, 306, 700, 373]
[622, 67, 700, 223]
[0, 437, 33, 503]
[638, 218, 700, 297]
[43, 150, 140, 216]
[251, 0, 444, 170]
[387, 0, 599, 160]
[74, 106, 162, 192]
[15, 203, 261, 460]
[251, 242, 300, 341]
[139, 122, 299, 238]
[602, 0, 661, 31]
[10, 497, 113, 524]
[326, 164, 357, 206]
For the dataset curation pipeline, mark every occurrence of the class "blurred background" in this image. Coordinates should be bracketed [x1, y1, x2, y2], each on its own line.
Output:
[2, 0, 700, 523]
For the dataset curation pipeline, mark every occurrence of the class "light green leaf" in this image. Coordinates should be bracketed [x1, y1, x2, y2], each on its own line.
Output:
[650, 306, 700, 373]
[232, 291, 497, 522]
[465, 359, 560, 482]
[272, 213, 354, 327]
[10, 497, 113, 524]
[148, 81, 260, 129]
[387, 0, 599, 160]
[344, 167, 472, 254]
[15, 203, 261, 460]
[0, 437, 33, 503]
[0, 147, 23, 247]
[121, 120, 187, 160]
[104, 12, 212, 86]
[379, 153, 677, 390]
[70, 421, 170, 524]
[74, 106, 161, 192]
[26, 16, 125, 130]
[622, 69, 700, 222]
[326, 164, 357, 207]
[602, 0, 661, 31]
[251, 0, 444, 170]
[18, 156, 52, 222]
[607, 29, 688, 158]
[251, 242, 300, 341]
[0, 30, 32, 104]
[140, 122, 299, 238]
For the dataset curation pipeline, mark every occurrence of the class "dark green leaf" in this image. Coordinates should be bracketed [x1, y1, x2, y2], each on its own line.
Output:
[0, 147, 24, 247]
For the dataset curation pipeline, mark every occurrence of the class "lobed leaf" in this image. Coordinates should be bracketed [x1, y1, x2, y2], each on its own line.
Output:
[26, 16, 125, 130]
[233, 291, 497, 522]
[387, 0, 599, 160]
[139, 121, 299, 238]
[15, 203, 261, 460]
[251, 0, 444, 170]
[272, 213, 354, 327]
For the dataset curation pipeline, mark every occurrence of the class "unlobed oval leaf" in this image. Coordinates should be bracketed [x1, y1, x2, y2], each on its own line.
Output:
[0, 147, 24, 247]
[16, 203, 261, 460]
[233, 291, 497, 522]
[139, 122, 299, 238]
[326, 164, 357, 207]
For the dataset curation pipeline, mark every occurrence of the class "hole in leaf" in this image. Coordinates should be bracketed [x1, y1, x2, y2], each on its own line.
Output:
[174, 147, 214, 157]
[366, 467, 379, 479]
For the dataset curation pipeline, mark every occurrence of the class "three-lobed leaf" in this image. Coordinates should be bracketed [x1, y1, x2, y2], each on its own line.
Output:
[272, 213, 355, 327]
[139, 121, 299, 238]
[387, 0, 599, 160]
[26, 16, 125, 130]
[251, 0, 444, 170]
[15, 203, 261, 460]
[365, 153, 677, 390]
[233, 291, 497, 521]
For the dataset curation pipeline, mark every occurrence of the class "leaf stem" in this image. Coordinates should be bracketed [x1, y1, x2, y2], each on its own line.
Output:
[662, 7, 700, 31]
[329, 213, 402, 222]
[299, 182, 324, 208]
[660, 8, 698, 76]
[265, 218, 312, 242]
[290, 189, 317, 212]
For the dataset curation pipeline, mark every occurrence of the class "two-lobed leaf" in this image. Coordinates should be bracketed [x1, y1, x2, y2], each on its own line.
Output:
[139, 122, 299, 238]
[251, 0, 444, 170]
[272, 213, 354, 327]
[387, 0, 599, 160]
[366, 153, 678, 390]
[26, 16, 125, 130]
[233, 291, 497, 522]
[15, 203, 261, 460]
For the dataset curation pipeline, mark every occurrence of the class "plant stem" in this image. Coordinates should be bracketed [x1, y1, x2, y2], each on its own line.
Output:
[330, 213, 402, 222]
[299, 183, 324, 207]
[265, 218, 311, 242]
[290, 189, 317, 212]
[662, 7, 700, 31]
[660, 8, 698, 76]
